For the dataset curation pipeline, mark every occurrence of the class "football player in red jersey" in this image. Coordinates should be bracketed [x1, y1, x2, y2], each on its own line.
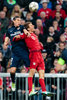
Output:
[13, 22, 54, 96]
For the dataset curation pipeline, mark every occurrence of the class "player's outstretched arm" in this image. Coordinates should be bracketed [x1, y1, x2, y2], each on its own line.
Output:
[13, 35, 21, 41]
[13, 34, 26, 41]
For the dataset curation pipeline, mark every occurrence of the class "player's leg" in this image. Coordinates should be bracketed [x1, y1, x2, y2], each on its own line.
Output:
[39, 70, 46, 92]
[10, 67, 16, 91]
[10, 54, 19, 91]
[28, 69, 35, 93]
[28, 68, 38, 96]
[39, 69, 55, 96]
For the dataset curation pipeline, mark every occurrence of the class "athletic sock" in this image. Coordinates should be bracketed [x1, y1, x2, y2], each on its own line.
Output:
[11, 73, 15, 83]
[28, 77, 33, 93]
[39, 78, 46, 92]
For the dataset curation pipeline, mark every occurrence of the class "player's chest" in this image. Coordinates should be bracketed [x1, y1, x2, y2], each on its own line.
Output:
[26, 34, 38, 43]
[10, 29, 23, 37]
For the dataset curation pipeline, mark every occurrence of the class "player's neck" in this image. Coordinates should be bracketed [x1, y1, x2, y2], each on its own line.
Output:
[28, 30, 33, 34]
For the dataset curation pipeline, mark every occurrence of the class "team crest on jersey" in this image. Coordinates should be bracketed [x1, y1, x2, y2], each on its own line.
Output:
[33, 62, 36, 65]
[31, 36, 35, 40]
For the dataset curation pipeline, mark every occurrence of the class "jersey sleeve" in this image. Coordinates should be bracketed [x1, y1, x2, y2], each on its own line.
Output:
[20, 33, 26, 39]
[12, 33, 26, 41]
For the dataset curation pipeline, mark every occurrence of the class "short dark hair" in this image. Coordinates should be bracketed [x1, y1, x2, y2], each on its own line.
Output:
[24, 22, 31, 30]
[59, 42, 65, 46]
[13, 16, 20, 20]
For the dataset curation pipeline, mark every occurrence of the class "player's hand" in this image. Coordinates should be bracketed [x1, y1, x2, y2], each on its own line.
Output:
[23, 29, 31, 37]
[14, 35, 21, 38]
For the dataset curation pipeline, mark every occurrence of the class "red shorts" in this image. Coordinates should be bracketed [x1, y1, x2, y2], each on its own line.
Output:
[29, 51, 45, 71]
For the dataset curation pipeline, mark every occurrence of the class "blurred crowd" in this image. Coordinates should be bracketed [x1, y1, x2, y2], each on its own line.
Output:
[0, 0, 67, 99]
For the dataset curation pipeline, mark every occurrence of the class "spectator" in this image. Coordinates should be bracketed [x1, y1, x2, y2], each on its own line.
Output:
[36, 18, 48, 45]
[52, 20, 61, 32]
[58, 42, 67, 65]
[0, 11, 9, 45]
[3, 0, 16, 14]
[38, 0, 52, 19]
[44, 37, 56, 71]
[39, 11, 51, 27]
[64, 17, 67, 27]
[60, 34, 66, 43]
[2, 6, 10, 18]
[51, 3, 66, 19]
[53, 11, 64, 28]
[63, 26, 67, 42]
[1, 44, 12, 72]
[62, 0, 67, 14]
[50, 68, 56, 73]
[25, 12, 35, 25]
[21, 19, 25, 26]
[35, 28, 40, 37]
[38, 0, 52, 11]
[57, 0, 63, 5]
[53, 59, 66, 72]
[11, 5, 22, 20]
[0, 51, 3, 72]
[54, 42, 67, 73]
[11, 12, 21, 21]
[42, 49, 48, 73]
[55, 34, 67, 51]
[48, 26, 60, 43]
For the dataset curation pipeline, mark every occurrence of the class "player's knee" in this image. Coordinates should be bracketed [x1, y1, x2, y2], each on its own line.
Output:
[29, 69, 35, 77]
[39, 74, 44, 79]
[39, 70, 44, 79]
[10, 67, 16, 73]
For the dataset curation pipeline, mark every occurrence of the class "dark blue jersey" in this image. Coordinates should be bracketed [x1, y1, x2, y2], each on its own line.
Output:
[6, 25, 28, 54]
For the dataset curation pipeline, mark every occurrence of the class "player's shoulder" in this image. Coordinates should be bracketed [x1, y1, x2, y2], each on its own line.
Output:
[8, 26, 15, 32]
[20, 25, 24, 29]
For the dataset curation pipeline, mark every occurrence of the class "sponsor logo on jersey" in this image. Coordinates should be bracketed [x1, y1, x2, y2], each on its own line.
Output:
[10, 31, 23, 36]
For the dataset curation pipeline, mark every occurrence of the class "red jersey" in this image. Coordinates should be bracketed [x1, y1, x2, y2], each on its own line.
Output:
[13, 33, 43, 52]
[51, 9, 66, 19]
[37, 8, 52, 19]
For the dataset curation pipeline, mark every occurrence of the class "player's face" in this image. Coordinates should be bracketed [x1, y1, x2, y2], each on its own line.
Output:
[28, 23, 35, 32]
[13, 18, 21, 27]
